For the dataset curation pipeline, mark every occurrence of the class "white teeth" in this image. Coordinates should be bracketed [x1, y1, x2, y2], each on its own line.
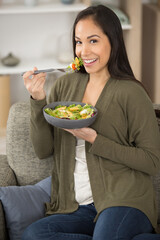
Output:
[84, 59, 96, 64]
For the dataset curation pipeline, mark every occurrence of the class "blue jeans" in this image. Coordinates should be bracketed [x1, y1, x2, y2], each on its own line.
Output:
[22, 205, 159, 240]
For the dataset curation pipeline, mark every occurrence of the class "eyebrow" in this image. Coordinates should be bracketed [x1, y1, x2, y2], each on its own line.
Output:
[75, 34, 101, 39]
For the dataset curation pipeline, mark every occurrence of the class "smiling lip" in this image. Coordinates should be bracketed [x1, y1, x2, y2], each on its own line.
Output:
[83, 58, 97, 66]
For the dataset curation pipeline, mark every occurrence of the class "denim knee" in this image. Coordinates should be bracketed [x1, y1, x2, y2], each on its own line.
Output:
[21, 222, 39, 240]
[132, 233, 160, 240]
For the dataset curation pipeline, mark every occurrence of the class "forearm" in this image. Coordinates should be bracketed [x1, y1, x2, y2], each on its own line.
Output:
[30, 97, 54, 159]
[89, 84, 160, 176]
[89, 134, 160, 176]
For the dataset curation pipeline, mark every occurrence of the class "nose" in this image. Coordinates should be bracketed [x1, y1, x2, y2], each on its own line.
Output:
[81, 43, 90, 56]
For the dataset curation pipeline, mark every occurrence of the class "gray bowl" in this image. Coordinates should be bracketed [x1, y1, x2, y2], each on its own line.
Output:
[43, 101, 98, 129]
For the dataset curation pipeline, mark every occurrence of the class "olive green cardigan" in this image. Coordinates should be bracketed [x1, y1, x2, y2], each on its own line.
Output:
[30, 72, 160, 230]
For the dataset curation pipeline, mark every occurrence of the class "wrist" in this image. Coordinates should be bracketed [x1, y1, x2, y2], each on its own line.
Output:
[31, 92, 46, 101]
[90, 132, 97, 144]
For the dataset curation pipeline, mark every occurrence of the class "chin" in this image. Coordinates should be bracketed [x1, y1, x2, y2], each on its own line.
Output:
[84, 67, 96, 74]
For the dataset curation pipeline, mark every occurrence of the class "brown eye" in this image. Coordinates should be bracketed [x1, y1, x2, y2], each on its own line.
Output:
[90, 39, 97, 43]
[75, 41, 82, 45]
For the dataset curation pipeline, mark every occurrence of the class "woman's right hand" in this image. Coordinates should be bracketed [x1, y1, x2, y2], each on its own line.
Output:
[23, 67, 47, 100]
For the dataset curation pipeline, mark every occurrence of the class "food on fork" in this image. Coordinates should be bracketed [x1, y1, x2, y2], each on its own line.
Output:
[67, 57, 83, 72]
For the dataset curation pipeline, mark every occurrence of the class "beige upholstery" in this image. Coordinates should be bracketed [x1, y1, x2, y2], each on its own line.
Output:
[0, 101, 160, 239]
[0, 102, 53, 240]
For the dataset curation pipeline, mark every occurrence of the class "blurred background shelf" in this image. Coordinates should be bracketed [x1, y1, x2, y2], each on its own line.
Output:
[0, 2, 87, 14]
[0, 58, 68, 75]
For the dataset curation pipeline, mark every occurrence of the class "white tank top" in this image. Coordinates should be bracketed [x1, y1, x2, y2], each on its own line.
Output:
[74, 138, 93, 205]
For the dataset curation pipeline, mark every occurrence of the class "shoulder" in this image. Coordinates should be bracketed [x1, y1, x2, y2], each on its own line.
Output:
[117, 79, 145, 94]
[55, 72, 88, 93]
[49, 72, 88, 102]
[55, 72, 87, 85]
[49, 72, 83, 93]
[115, 79, 151, 104]
[112, 79, 154, 117]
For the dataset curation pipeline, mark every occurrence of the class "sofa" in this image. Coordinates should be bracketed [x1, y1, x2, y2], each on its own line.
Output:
[0, 101, 160, 240]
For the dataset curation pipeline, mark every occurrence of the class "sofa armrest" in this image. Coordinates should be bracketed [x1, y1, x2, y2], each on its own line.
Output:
[0, 155, 18, 240]
[0, 155, 17, 187]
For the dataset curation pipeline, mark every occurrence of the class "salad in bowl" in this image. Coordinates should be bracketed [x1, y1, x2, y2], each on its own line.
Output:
[43, 101, 98, 129]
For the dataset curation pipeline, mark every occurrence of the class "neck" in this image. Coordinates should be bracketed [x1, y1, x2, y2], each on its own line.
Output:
[89, 72, 110, 86]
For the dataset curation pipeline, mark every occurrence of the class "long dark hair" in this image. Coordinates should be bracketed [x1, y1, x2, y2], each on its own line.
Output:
[72, 5, 136, 81]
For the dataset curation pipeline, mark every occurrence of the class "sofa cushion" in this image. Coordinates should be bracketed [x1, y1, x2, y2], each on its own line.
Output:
[6, 102, 53, 185]
[0, 176, 51, 240]
[0, 155, 17, 240]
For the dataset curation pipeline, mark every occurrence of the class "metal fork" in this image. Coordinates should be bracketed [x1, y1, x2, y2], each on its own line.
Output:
[21, 68, 68, 76]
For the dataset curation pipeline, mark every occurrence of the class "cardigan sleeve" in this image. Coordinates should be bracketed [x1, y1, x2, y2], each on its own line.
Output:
[30, 79, 59, 159]
[89, 83, 160, 176]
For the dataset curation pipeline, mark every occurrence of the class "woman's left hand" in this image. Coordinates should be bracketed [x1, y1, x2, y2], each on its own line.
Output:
[64, 127, 97, 144]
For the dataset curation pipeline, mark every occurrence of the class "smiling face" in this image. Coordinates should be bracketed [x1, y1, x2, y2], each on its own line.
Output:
[75, 17, 111, 76]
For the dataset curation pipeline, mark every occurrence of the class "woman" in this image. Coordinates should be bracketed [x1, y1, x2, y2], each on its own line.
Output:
[22, 5, 160, 240]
